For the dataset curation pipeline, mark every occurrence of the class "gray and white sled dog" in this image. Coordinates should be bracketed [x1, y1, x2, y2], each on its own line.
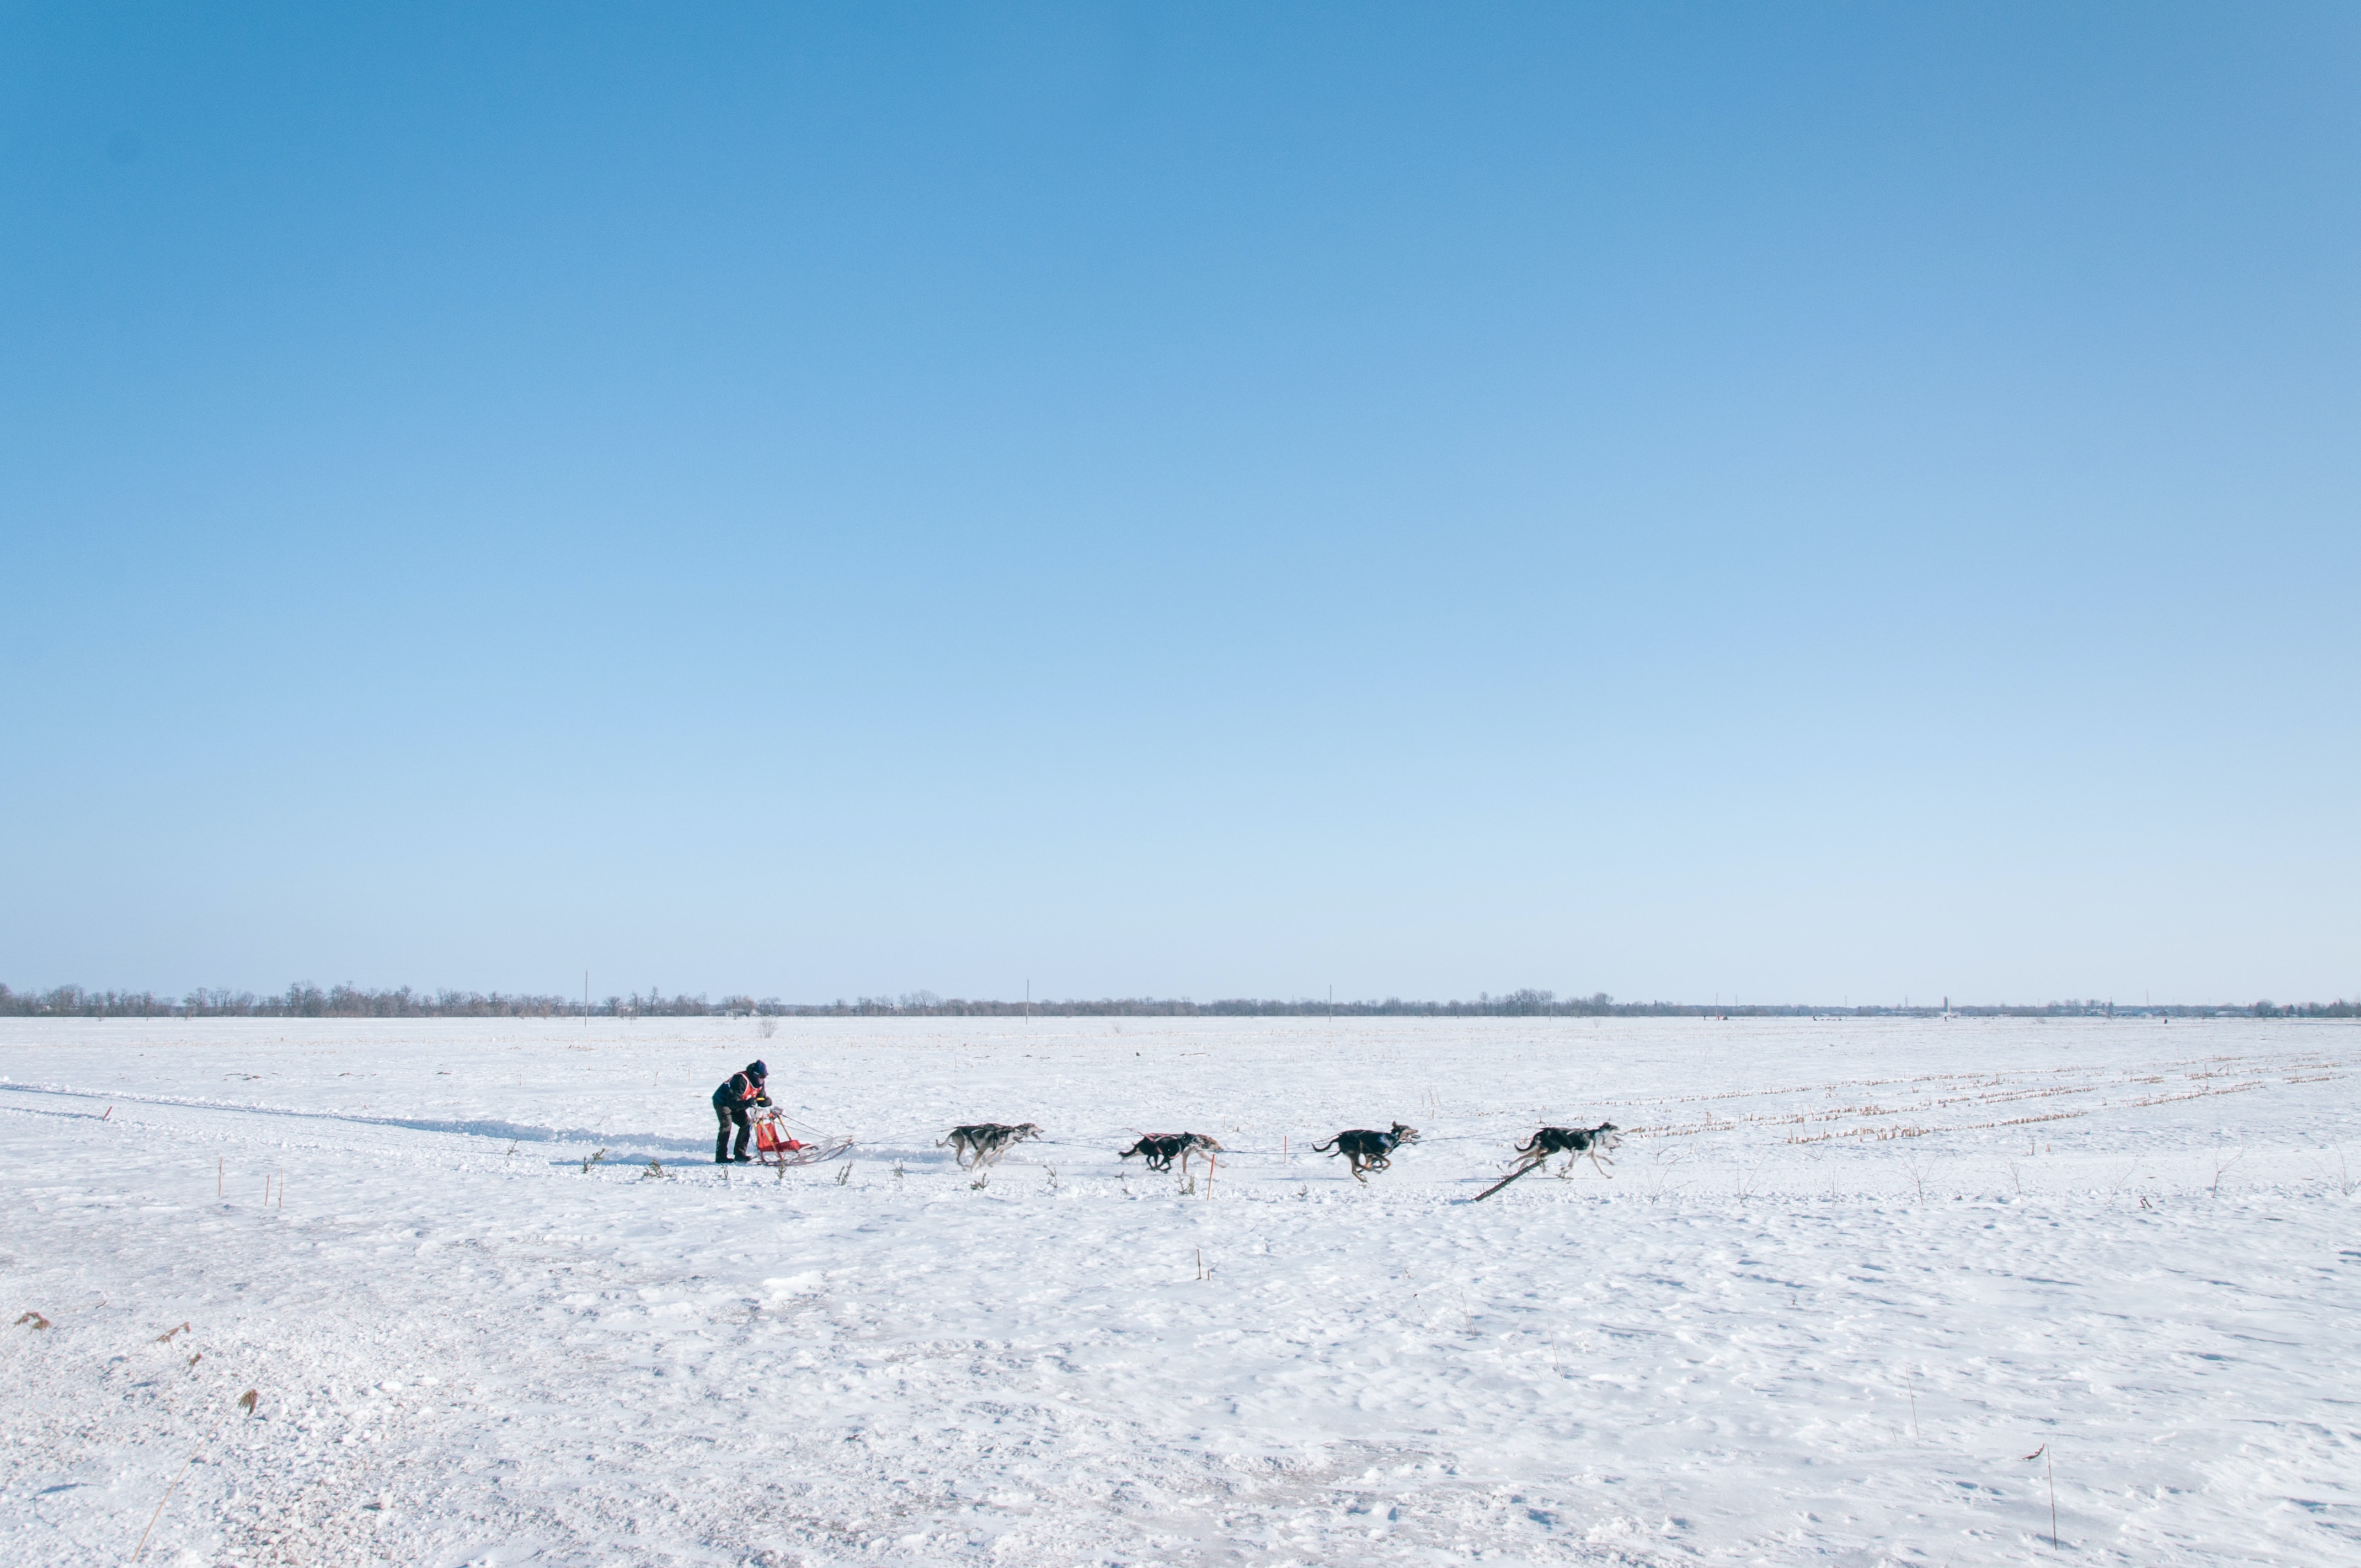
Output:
[941, 1122, 1042, 1170]
[1514, 1122, 1621, 1176]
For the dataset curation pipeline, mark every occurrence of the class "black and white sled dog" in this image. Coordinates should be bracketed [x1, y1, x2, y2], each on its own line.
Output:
[941, 1122, 1042, 1170]
[1312, 1122, 1420, 1182]
[1118, 1132, 1224, 1176]
[1514, 1122, 1621, 1176]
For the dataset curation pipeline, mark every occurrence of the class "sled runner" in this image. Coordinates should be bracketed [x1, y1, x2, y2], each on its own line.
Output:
[752, 1109, 853, 1169]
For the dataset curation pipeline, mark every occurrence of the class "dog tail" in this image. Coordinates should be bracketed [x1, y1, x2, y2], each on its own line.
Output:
[1311, 1137, 1340, 1155]
[1513, 1131, 1542, 1155]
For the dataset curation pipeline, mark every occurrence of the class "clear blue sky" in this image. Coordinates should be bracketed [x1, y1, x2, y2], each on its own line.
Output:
[4, 4, 2355, 1005]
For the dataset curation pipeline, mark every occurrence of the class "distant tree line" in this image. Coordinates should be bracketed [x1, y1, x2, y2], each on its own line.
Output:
[0, 983, 591, 1019]
[1, 982, 2353, 1021]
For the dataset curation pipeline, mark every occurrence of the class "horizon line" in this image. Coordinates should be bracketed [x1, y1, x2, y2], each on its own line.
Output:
[2, 981, 2351, 1021]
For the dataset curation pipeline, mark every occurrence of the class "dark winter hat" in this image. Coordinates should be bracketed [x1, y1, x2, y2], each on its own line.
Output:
[746, 1059, 768, 1079]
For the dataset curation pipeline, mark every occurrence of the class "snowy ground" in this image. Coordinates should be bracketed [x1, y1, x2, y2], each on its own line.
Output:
[2, 1014, 2356, 1567]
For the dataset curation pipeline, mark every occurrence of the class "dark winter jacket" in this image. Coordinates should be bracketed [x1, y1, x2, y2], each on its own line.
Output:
[711, 1070, 768, 1110]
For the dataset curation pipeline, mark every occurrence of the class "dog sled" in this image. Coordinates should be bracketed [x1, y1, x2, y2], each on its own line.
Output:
[752, 1109, 853, 1169]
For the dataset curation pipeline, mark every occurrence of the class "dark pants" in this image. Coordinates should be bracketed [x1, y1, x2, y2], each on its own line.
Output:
[714, 1102, 750, 1162]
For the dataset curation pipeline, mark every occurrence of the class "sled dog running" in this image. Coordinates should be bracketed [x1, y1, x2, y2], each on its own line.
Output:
[940, 1122, 1042, 1170]
[1118, 1132, 1224, 1178]
[1471, 1121, 1622, 1202]
[1312, 1122, 1420, 1182]
[1514, 1121, 1621, 1176]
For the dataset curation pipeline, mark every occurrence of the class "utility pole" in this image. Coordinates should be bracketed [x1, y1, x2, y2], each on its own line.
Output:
[584, 970, 589, 1029]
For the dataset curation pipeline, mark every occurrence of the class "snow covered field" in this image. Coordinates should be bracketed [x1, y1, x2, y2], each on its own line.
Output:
[2, 1014, 2355, 1567]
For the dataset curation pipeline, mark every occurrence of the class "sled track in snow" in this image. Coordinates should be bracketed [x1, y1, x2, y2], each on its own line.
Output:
[0, 1082, 716, 1157]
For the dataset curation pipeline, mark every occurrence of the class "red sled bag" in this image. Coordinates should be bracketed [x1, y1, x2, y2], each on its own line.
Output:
[751, 1109, 853, 1169]
[754, 1112, 801, 1157]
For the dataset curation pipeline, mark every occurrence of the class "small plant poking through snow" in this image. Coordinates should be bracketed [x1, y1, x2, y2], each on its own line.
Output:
[642, 1159, 669, 1180]
[17, 1311, 50, 1330]
[2023, 1443, 2059, 1549]
[133, 1387, 263, 1562]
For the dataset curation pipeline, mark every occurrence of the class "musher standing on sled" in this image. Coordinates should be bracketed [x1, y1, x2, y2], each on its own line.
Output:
[713, 1059, 770, 1163]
